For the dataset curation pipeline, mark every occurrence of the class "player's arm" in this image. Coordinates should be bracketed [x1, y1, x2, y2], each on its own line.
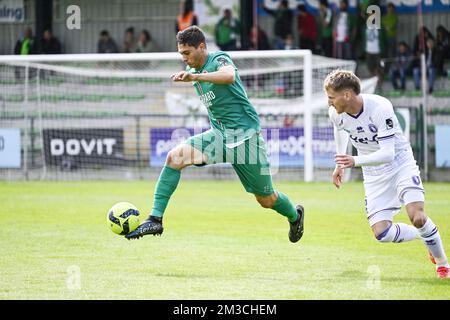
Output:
[170, 65, 235, 84]
[335, 102, 397, 169]
[193, 65, 236, 84]
[329, 107, 349, 188]
[335, 137, 395, 168]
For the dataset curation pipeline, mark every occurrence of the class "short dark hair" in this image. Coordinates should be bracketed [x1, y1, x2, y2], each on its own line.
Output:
[141, 29, 151, 42]
[176, 25, 205, 48]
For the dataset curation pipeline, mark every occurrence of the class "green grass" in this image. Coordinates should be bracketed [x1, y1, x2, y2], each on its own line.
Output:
[0, 181, 449, 300]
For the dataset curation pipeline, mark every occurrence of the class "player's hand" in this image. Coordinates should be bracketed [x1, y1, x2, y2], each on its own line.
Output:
[332, 166, 344, 189]
[170, 71, 195, 82]
[335, 154, 355, 169]
[333, 166, 344, 189]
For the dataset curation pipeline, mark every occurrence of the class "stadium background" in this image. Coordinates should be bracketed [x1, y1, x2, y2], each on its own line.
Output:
[0, 0, 450, 301]
[1, 0, 450, 182]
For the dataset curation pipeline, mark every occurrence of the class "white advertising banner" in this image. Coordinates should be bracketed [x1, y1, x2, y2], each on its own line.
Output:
[0, 0, 25, 23]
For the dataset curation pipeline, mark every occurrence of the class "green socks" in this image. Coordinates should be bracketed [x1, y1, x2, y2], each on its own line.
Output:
[151, 166, 181, 218]
[150, 167, 296, 223]
[272, 191, 298, 222]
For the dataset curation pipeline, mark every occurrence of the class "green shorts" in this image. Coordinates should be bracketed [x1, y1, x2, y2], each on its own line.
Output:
[186, 129, 274, 196]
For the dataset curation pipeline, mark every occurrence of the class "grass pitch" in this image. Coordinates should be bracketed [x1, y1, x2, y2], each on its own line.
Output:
[0, 180, 449, 299]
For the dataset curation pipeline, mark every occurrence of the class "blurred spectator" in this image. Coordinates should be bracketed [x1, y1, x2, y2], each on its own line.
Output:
[411, 26, 434, 82]
[389, 41, 412, 91]
[413, 26, 433, 56]
[135, 30, 160, 53]
[363, 10, 386, 90]
[262, 0, 293, 50]
[249, 25, 271, 50]
[14, 27, 37, 55]
[436, 25, 450, 75]
[246, 25, 270, 90]
[333, 0, 354, 60]
[14, 27, 38, 81]
[283, 34, 297, 50]
[38, 29, 61, 79]
[296, 4, 317, 52]
[176, 0, 198, 33]
[40, 29, 61, 54]
[123, 27, 137, 53]
[215, 8, 240, 51]
[318, 0, 334, 57]
[283, 34, 300, 97]
[413, 38, 441, 94]
[382, 2, 398, 59]
[353, 2, 367, 60]
[97, 30, 119, 53]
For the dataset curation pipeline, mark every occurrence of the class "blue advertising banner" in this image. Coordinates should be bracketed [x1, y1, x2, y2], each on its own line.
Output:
[435, 125, 450, 168]
[149, 127, 335, 168]
[0, 128, 21, 168]
[258, 0, 450, 14]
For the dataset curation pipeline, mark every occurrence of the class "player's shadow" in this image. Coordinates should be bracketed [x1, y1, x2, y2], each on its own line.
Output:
[335, 270, 449, 286]
[380, 276, 450, 286]
[155, 272, 209, 279]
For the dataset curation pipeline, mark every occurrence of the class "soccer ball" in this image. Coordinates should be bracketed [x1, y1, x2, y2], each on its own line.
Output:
[107, 202, 140, 235]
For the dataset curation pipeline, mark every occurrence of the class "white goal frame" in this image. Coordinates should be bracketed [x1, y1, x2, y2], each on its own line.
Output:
[0, 50, 314, 181]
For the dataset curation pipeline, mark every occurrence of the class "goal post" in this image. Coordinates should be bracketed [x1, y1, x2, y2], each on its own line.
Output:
[0, 50, 356, 181]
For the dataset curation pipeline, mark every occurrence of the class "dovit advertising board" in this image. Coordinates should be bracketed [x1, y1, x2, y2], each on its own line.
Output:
[43, 129, 124, 168]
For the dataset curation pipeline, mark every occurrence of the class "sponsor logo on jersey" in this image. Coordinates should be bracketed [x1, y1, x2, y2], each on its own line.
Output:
[199, 90, 216, 108]
[349, 134, 378, 144]
[386, 118, 394, 129]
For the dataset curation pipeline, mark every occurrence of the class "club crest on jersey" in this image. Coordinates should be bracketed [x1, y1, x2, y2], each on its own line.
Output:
[368, 124, 378, 133]
[412, 176, 421, 185]
[386, 118, 394, 129]
[217, 57, 230, 67]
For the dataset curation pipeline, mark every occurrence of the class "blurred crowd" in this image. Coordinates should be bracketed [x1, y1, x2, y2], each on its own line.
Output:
[12, 0, 450, 92]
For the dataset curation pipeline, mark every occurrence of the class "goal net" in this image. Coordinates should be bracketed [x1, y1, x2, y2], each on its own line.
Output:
[0, 51, 358, 182]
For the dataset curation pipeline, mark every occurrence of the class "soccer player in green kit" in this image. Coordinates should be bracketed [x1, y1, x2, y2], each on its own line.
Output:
[126, 26, 304, 242]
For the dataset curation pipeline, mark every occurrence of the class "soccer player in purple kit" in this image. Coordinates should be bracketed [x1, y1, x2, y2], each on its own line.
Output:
[325, 69, 449, 279]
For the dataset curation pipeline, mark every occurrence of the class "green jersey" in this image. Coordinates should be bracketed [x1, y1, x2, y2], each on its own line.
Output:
[187, 51, 260, 143]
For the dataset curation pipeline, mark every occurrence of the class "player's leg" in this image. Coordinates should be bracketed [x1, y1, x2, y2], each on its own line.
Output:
[404, 197, 450, 278]
[150, 143, 206, 217]
[126, 131, 213, 240]
[397, 168, 449, 278]
[231, 134, 304, 243]
[371, 218, 419, 243]
[254, 192, 304, 243]
[365, 174, 419, 244]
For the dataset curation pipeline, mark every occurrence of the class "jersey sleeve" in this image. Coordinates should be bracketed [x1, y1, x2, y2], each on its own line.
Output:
[372, 98, 397, 141]
[328, 106, 339, 127]
[328, 107, 349, 154]
[212, 54, 237, 72]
